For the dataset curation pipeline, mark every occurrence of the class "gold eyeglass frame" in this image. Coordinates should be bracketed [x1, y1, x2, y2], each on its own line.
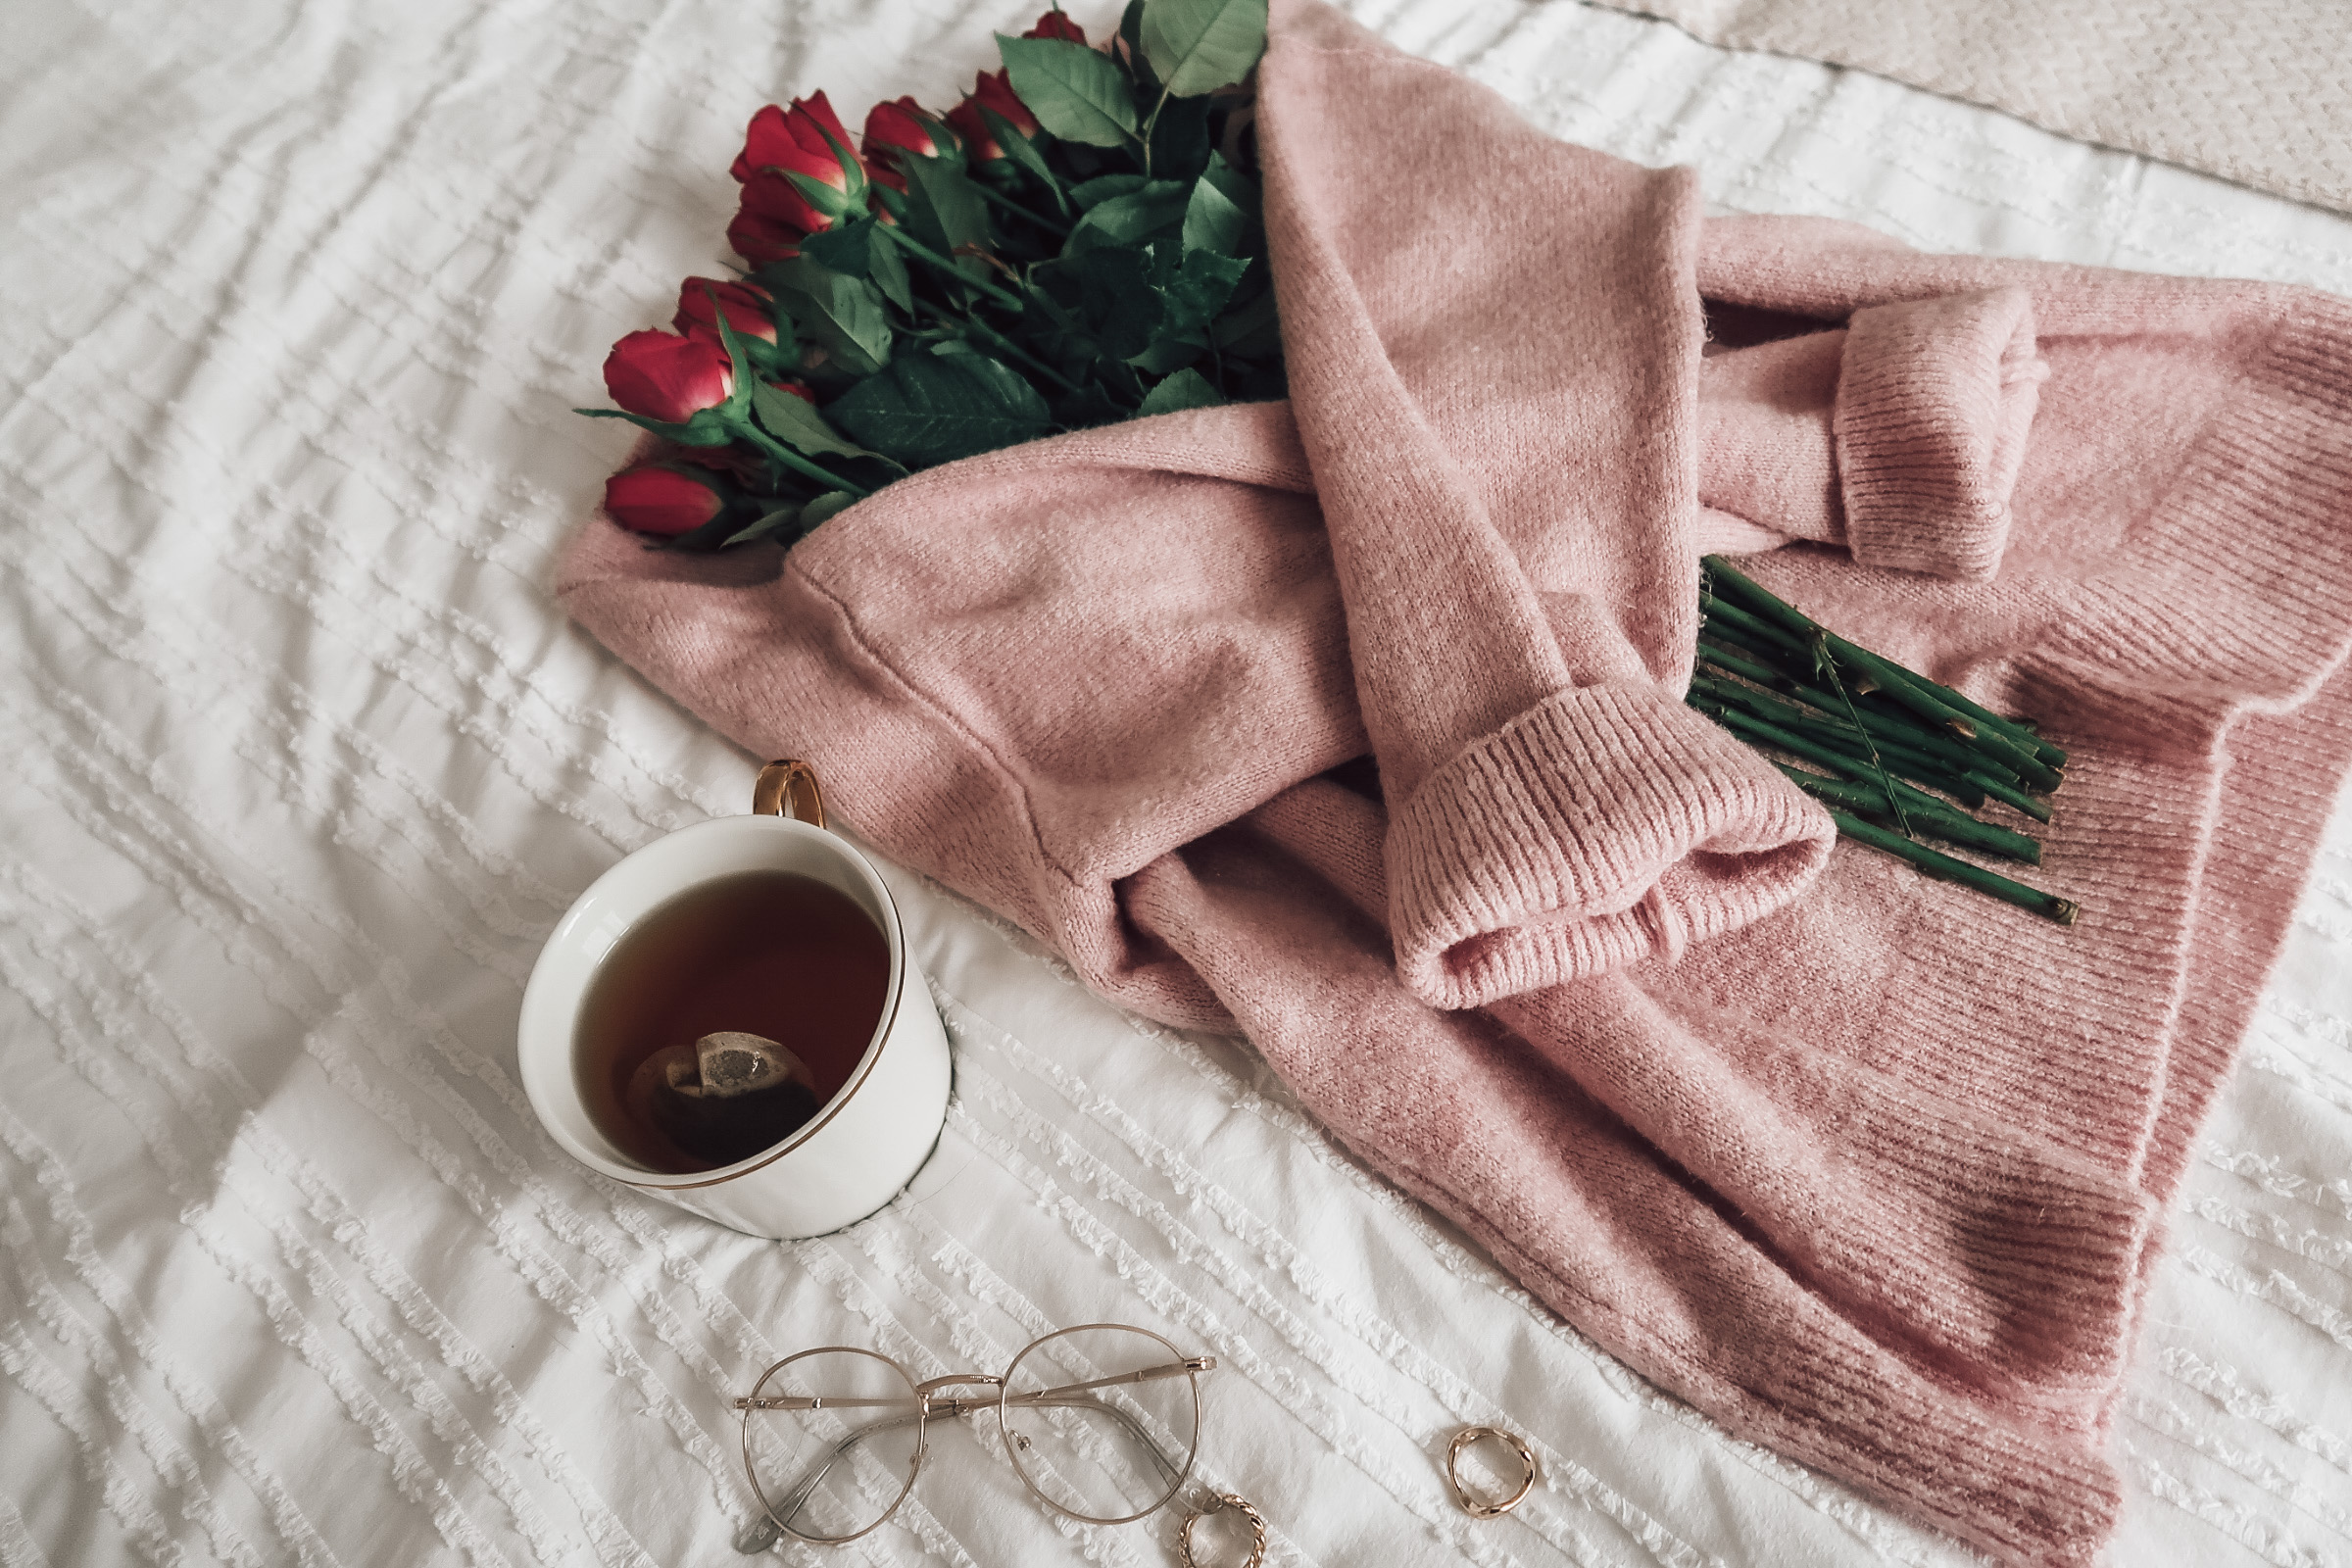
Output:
[733, 1323, 1217, 1547]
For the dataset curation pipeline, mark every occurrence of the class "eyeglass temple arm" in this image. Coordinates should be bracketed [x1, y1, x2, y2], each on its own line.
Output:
[734, 1356, 1215, 1413]
[1000, 1356, 1216, 1410]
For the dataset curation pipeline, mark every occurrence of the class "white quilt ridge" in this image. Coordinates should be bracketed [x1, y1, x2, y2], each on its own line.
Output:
[3, 0, 2351, 1565]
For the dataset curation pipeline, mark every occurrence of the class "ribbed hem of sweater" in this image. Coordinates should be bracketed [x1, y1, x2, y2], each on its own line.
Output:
[1386, 682, 1835, 1008]
[1302, 1080, 2130, 1566]
[1836, 287, 2045, 582]
[1877, 295, 2352, 1184]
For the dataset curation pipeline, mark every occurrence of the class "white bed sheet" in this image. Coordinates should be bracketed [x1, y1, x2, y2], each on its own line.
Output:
[4, 1, 2350, 1564]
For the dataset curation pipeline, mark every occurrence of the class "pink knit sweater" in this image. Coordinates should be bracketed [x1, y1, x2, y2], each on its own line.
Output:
[558, 5, 2352, 1559]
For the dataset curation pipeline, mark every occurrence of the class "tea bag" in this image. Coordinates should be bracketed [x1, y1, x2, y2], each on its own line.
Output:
[625, 1030, 822, 1168]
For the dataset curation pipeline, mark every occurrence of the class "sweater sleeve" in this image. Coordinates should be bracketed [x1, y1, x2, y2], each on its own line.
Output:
[1694, 289, 2049, 580]
[1256, 16, 1834, 1008]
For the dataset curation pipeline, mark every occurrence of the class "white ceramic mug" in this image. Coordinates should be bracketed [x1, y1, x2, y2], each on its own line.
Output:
[519, 760, 952, 1239]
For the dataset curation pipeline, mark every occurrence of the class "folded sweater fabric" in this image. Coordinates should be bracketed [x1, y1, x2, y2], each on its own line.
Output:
[557, 4, 2352, 1558]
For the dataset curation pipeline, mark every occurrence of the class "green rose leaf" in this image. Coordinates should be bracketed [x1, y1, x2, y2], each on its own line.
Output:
[978, 107, 1069, 210]
[1069, 173, 1151, 212]
[827, 348, 1055, 467]
[1139, 0, 1268, 97]
[1148, 92, 1213, 182]
[897, 152, 993, 264]
[799, 490, 860, 530]
[751, 383, 897, 467]
[997, 34, 1139, 147]
[760, 257, 892, 377]
[1159, 245, 1250, 337]
[799, 217, 875, 276]
[1118, 0, 1162, 94]
[1200, 150, 1259, 216]
[866, 222, 913, 312]
[1064, 181, 1191, 255]
[1138, 367, 1225, 416]
[1182, 175, 1248, 255]
[722, 504, 806, 549]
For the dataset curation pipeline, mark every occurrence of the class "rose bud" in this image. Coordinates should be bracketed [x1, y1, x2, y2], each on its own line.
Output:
[860, 96, 959, 193]
[603, 464, 734, 538]
[765, 379, 818, 404]
[945, 71, 1041, 166]
[602, 329, 734, 424]
[726, 206, 803, 267]
[727, 92, 868, 235]
[673, 277, 779, 348]
[1024, 8, 1085, 41]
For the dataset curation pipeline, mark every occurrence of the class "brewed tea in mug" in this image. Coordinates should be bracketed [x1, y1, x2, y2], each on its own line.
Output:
[574, 868, 891, 1173]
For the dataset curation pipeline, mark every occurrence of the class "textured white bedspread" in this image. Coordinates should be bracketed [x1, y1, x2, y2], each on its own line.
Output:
[5, 2, 2352, 1565]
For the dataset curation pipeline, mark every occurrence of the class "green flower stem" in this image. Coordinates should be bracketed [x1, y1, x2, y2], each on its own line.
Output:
[1702, 581, 2062, 793]
[971, 182, 1070, 237]
[875, 223, 1026, 312]
[1703, 555, 2069, 772]
[1838, 640, 2063, 792]
[1824, 807, 2079, 925]
[1707, 628, 2043, 823]
[1697, 640, 2015, 786]
[732, 423, 870, 500]
[1139, 84, 1171, 176]
[1963, 766, 2055, 825]
[1692, 680, 1985, 811]
[1711, 680, 2024, 819]
[1694, 693, 1907, 796]
[1771, 764, 2040, 865]
[1721, 678, 2040, 819]
[1806, 624, 1912, 839]
[1698, 591, 1810, 659]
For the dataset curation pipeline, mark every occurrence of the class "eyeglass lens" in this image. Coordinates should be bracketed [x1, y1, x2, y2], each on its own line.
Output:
[743, 1348, 923, 1542]
[1002, 1325, 1200, 1524]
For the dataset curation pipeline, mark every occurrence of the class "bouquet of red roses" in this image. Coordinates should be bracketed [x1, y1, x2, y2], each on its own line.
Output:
[577, 0, 2080, 923]
[582, 0, 1275, 551]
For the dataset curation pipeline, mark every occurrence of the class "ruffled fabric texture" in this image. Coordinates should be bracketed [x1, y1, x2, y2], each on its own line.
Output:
[557, 5, 2352, 1560]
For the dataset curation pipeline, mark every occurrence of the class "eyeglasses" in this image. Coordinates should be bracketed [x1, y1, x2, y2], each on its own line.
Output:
[733, 1323, 1218, 1547]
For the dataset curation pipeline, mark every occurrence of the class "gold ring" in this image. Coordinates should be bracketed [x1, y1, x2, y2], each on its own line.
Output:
[1446, 1425, 1537, 1519]
[1177, 1492, 1267, 1568]
[752, 759, 826, 827]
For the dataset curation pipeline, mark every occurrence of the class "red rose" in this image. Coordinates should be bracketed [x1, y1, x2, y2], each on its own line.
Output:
[728, 93, 867, 236]
[766, 379, 818, 404]
[945, 72, 1041, 165]
[861, 96, 957, 193]
[673, 278, 778, 347]
[726, 207, 803, 267]
[604, 464, 731, 537]
[602, 329, 733, 423]
[1023, 9, 1085, 41]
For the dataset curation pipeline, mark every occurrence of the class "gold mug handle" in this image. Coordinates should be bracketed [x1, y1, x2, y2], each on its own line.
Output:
[752, 759, 827, 829]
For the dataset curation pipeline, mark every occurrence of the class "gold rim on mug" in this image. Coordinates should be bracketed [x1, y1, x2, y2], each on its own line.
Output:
[1446, 1425, 1538, 1519]
[734, 1323, 1216, 1546]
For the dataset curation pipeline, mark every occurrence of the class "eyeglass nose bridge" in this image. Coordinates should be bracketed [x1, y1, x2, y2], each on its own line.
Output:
[915, 1370, 1004, 1418]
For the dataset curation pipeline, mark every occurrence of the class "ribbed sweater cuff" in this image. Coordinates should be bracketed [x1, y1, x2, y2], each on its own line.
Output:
[1387, 682, 1835, 1007]
[1836, 287, 2046, 582]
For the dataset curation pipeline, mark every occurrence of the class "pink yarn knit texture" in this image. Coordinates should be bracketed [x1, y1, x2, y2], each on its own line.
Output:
[557, 5, 2352, 1560]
